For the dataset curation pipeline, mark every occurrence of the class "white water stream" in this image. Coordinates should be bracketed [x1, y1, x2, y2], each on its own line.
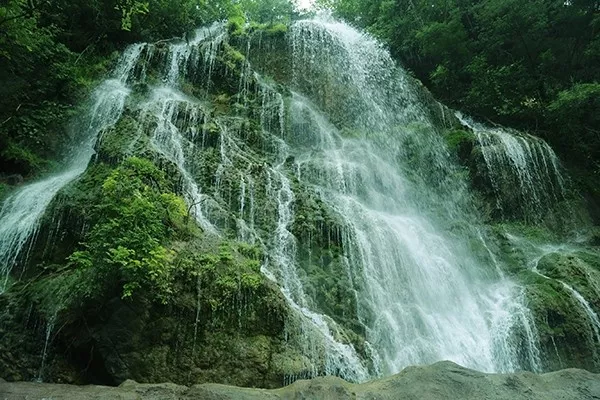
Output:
[1, 16, 581, 381]
[0, 44, 144, 292]
[457, 114, 567, 222]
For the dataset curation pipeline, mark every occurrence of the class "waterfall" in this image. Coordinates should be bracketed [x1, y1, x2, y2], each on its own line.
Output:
[0, 16, 557, 380]
[0, 44, 143, 292]
[140, 86, 217, 233]
[524, 240, 600, 360]
[284, 19, 542, 375]
[561, 282, 600, 345]
[288, 91, 540, 374]
[457, 114, 568, 222]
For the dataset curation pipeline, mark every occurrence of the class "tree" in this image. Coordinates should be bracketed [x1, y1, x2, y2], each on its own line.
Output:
[239, 0, 295, 23]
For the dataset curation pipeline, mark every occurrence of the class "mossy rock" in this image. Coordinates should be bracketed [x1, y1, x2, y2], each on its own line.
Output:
[0, 235, 295, 387]
[537, 251, 600, 310]
[79, 235, 293, 387]
[521, 249, 600, 372]
[444, 129, 475, 162]
[97, 113, 144, 162]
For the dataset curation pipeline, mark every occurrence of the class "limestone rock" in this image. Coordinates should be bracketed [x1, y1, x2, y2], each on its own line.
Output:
[2, 361, 599, 400]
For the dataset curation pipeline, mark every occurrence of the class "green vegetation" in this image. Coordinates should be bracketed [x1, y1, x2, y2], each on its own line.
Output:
[445, 129, 474, 151]
[0, 0, 298, 181]
[0, 153, 291, 385]
[324, 0, 600, 214]
[175, 242, 264, 312]
[444, 129, 475, 161]
[68, 157, 188, 302]
[12, 157, 192, 321]
[2, 0, 599, 387]
[238, 0, 296, 24]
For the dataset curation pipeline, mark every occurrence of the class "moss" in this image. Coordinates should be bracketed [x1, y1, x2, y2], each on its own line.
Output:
[493, 222, 559, 244]
[28, 268, 88, 320]
[97, 114, 143, 162]
[213, 93, 233, 114]
[445, 129, 475, 150]
[536, 251, 600, 309]
[575, 250, 600, 272]
[174, 239, 279, 315]
[288, 180, 365, 340]
[3, 188, 293, 386]
[444, 128, 476, 164]
[518, 249, 600, 372]
[265, 23, 288, 36]
[227, 15, 246, 36]
[220, 43, 246, 72]
[520, 271, 597, 371]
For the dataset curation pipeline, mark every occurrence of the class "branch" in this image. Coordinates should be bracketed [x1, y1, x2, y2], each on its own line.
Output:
[1, 103, 21, 126]
[185, 201, 203, 225]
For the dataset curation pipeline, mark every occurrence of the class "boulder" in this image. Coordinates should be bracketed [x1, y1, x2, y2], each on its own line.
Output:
[2, 361, 599, 400]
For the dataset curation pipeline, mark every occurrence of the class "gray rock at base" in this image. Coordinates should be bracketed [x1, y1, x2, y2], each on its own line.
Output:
[1, 361, 599, 400]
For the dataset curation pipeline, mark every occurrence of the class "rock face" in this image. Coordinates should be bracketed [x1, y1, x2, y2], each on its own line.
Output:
[2, 17, 600, 391]
[526, 251, 600, 372]
[2, 361, 600, 400]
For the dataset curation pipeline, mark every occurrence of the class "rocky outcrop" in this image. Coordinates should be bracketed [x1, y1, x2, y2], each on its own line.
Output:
[2, 18, 600, 392]
[2, 361, 600, 400]
[525, 251, 600, 372]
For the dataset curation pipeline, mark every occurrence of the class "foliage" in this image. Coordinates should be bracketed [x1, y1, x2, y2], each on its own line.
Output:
[266, 22, 289, 35]
[444, 129, 475, 151]
[548, 83, 600, 172]
[0, 1, 80, 176]
[68, 157, 188, 303]
[176, 241, 264, 312]
[34, 0, 237, 47]
[238, 0, 296, 24]
[325, 0, 600, 175]
[0, 0, 298, 180]
[116, 0, 149, 32]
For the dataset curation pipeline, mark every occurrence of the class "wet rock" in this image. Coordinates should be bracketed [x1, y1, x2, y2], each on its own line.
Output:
[2, 361, 599, 400]
[525, 250, 600, 372]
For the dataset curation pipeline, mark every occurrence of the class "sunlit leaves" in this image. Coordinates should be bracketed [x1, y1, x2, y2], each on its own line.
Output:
[115, 0, 149, 31]
[70, 157, 188, 303]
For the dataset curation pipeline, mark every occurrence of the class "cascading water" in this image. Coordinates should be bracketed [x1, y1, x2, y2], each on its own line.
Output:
[139, 86, 217, 233]
[562, 282, 600, 345]
[284, 19, 542, 374]
[0, 44, 143, 292]
[516, 236, 600, 358]
[1, 14, 566, 382]
[287, 91, 541, 374]
[97, 25, 371, 381]
[457, 114, 568, 222]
